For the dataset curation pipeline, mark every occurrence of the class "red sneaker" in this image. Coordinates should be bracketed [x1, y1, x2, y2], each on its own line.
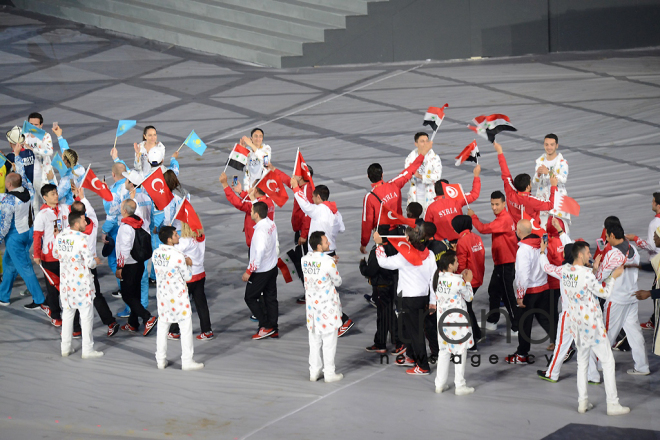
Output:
[641, 320, 655, 330]
[406, 365, 430, 375]
[270, 330, 279, 339]
[391, 345, 406, 356]
[107, 322, 119, 337]
[51, 318, 62, 327]
[120, 323, 137, 333]
[252, 327, 275, 340]
[72, 331, 82, 339]
[395, 355, 415, 366]
[337, 319, 354, 337]
[505, 353, 531, 364]
[41, 304, 51, 318]
[365, 345, 387, 354]
[196, 331, 215, 340]
[167, 332, 180, 340]
[143, 316, 158, 336]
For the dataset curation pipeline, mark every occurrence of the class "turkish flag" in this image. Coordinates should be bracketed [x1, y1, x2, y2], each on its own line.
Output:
[379, 204, 415, 228]
[522, 210, 545, 236]
[387, 237, 423, 266]
[293, 150, 314, 190]
[256, 170, 289, 208]
[441, 182, 465, 201]
[81, 166, 113, 202]
[39, 264, 60, 291]
[175, 198, 203, 232]
[142, 168, 174, 210]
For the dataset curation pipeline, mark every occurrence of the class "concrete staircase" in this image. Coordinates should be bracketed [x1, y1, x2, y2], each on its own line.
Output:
[12, 0, 390, 68]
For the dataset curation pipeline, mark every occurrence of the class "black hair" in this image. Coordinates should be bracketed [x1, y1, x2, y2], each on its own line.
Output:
[164, 170, 181, 192]
[70, 200, 85, 214]
[159, 226, 176, 244]
[28, 112, 43, 125]
[571, 241, 590, 262]
[513, 174, 531, 192]
[544, 133, 558, 144]
[434, 179, 449, 196]
[604, 216, 621, 231]
[654, 192, 660, 205]
[68, 211, 85, 227]
[422, 222, 436, 240]
[491, 190, 506, 202]
[254, 187, 265, 196]
[313, 185, 329, 202]
[306, 165, 314, 178]
[406, 202, 423, 219]
[438, 250, 457, 271]
[252, 201, 268, 220]
[142, 125, 156, 139]
[607, 224, 625, 240]
[309, 231, 325, 251]
[406, 226, 426, 251]
[40, 183, 58, 198]
[414, 132, 428, 142]
[367, 163, 383, 183]
[251, 128, 264, 137]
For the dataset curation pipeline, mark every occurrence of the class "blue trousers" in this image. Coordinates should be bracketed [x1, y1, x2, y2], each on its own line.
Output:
[106, 225, 121, 290]
[0, 226, 45, 304]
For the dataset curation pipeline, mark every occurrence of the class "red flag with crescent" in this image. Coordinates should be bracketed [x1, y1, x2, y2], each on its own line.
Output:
[293, 150, 314, 191]
[142, 167, 174, 210]
[256, 170, 289, 208]
[387, 237, 423, 266]
[379, 204, 416, 228]
[81, 166, 113, 202]
[174, 198, 203, 232]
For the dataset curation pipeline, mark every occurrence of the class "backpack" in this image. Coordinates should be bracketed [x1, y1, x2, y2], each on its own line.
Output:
[130, 226, 153, 262]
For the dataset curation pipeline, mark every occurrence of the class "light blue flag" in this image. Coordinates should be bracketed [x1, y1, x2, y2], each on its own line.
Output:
[22, 120, 45, 141]
[0, 153, 6, 170]
[116, 120, 137, 137]
[184, 130, 207, 156]
[51, 152, 69, 177]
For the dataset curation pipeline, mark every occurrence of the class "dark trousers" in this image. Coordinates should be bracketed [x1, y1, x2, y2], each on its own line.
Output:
[549, 288, 560, 340]
[516, 290, 553, 356]
[171, 277, 212, 334]
[401, 296, 430, 370]
[245, 267, 278, 329]
[120, 263, 150, 329]
[373, 284, 399, 348]
[466, 286, 482, 342]
[292, 232, 309, 285]
[487, 263, 519, 332]
[424, 295, 439, 356]
[91, 268, 115, 326]
[43, 260, 81, 332]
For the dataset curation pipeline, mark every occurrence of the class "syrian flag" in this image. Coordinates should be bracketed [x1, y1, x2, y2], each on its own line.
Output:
[174, 198, 203, 232]
[554, 193, 580, 216]
[387, 237, 423, 266]
[226, 143, 250, 171]
[441, 182, 465, 201]
[277, 249, 298, 283]
[467, 114, 517, 143]
[455, 140, 480, 166]
[293, 150, 314, 190]
[379, 204, 416, 228]
[522, 210, 545, 236]
[143, 167, 175, 210]
[81, 166, 113, 202]
[39, 264, 60, 291]
[257, 170, 289, 208]
[422, 104, 449, 132]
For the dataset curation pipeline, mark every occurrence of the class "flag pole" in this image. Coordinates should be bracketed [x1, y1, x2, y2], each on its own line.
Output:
[376, 202, 383, 227]
[112, 135, 117, 151]
[459, 183, 470, 209]
[176, 142, 185, 153]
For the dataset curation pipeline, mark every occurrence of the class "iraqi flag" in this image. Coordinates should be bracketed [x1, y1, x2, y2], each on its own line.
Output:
[554, 193, 580, 217]
[174, 198, 203, 232]
[379, 204, 416, 228]
[39, 264, 60, 291]
[455, 140, 480, 166]
[143, 167, 174, 210]
[277, 250, 298, 283]
[257, 170, 289, 208]
[441, 182, 465, 201]
[81, 166, 113, 202]
[226, 143, 250, 171]
[468, 114, 517, 143]
[422, 104, 449, 132]
[293, 150, 314, 190]
[387, 237, 423, 266]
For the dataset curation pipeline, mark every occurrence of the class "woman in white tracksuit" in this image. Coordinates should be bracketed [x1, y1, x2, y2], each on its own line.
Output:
[241, 128, 271, 190]
[134, 125, 166, 178]
[431, 250, 475, 395]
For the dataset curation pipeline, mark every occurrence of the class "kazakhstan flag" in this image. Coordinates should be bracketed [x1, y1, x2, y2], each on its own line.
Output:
[116, 120, 137, 137]
[22, 120, 45, 141]
[184, 130, 207, 156]
[51, 152, 69, 177]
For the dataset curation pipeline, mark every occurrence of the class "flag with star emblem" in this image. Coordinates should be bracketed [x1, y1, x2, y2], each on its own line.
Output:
[256, 170, 289, 207]
[183, 130, 207, 156]
[143, 167, 174, 210]
[116, 120, 137, 137]
[22, 120, 45, 141]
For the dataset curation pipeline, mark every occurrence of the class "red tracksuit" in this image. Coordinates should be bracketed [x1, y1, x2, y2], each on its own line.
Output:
[455, 229, 486, 289]
[272, 169, 313, 238]
[424, 176, 481, 241]
[223, 187, 274, 247]
[499, 154, 555, 224]
[471, 209, 517, 265]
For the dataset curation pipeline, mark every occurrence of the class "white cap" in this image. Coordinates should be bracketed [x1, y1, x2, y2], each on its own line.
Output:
[6, 126, 25, 144]
[148, 147, 164, 165]
[122, 169, 145, 186]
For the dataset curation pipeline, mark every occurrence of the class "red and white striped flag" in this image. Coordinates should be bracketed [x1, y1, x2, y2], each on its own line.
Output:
[226, 143, 250, 171]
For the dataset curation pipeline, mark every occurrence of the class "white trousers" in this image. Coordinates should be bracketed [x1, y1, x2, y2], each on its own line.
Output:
[577, 342, 619, 405]
[591, 301, 649, 374]
[61, 303, 94, 355]
[435, 347, 467, 389]
[308, 328, 338, 376]
[546, 311, 574, 380]
[156, 316, 193, 363]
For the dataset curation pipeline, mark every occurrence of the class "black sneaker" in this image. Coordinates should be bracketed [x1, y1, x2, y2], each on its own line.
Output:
[365, 345, 387, 354]
[468, 344, 478, 353]
[613, 336, 630, 352]
[149, 278, 157, 286]
[537, 369, 557, 383]
[564, 347, 576, 362]
[363, 294, 377, 308]
[111, 291, 122, 299]
[23, 301, 42, 310]
[428, 354, 438, 365]
[249, 315, 258, 322]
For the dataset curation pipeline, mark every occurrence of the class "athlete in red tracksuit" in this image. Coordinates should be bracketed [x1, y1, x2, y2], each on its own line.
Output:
[360, 142, 432, 253]
[425, 165, 481, 242]
[494, 142, 557, 225]
[452, 215, 485, 346]
[469, 190, 519, 333]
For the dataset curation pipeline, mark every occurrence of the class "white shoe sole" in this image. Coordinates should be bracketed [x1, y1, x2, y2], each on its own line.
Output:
[578, 402, 593, 414]
[82, 351, 104, 359]
[435, 385, 450, 393]
[627, 369, 650, 376]
[324, 373, 343, 383]
[182, 363, 204, 371]
[455, 387, 475, 396]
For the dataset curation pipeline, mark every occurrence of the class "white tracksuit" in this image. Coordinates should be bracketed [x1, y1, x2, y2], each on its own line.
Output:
[404, 149, 442, 215]
[294, 191, 345, 253]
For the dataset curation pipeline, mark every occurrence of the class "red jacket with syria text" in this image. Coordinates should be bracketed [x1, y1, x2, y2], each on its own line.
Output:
[499, 154, 555, 224]
[455, 229, 486, 289]
[361, 155, 424, 246]
[223, 187, 274, 247]
[471, 209, 517, 265]
[424, 175, 481, 241]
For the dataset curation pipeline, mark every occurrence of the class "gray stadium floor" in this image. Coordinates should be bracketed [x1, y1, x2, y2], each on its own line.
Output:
[1, 7, 659, 440]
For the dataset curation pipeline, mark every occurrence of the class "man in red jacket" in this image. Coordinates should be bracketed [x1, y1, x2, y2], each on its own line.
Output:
[452, 215, 485, 350]
[360, 141, 432, 254]
[494, 142, 557, 224]
[425, 165, 481, 242]
[468, 190, 519, 334]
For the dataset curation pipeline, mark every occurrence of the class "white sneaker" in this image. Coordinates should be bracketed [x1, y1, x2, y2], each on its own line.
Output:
[435, 384, 450, 394]
[607, 402, 630, 416]
[627, 368, 650, 376]
[310, 371, 322, 382]
[157, 360, 167, 370]
[578, 401, 593, 413]
[324, 373, 343, 383]
[82, 351, 104, 359]
[61, 349, 74, 357]
[455, 386, 475, 396]
[182, 361, 204, 371]
[510, 330, 519, 337]
[485, 322, 497, 331]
